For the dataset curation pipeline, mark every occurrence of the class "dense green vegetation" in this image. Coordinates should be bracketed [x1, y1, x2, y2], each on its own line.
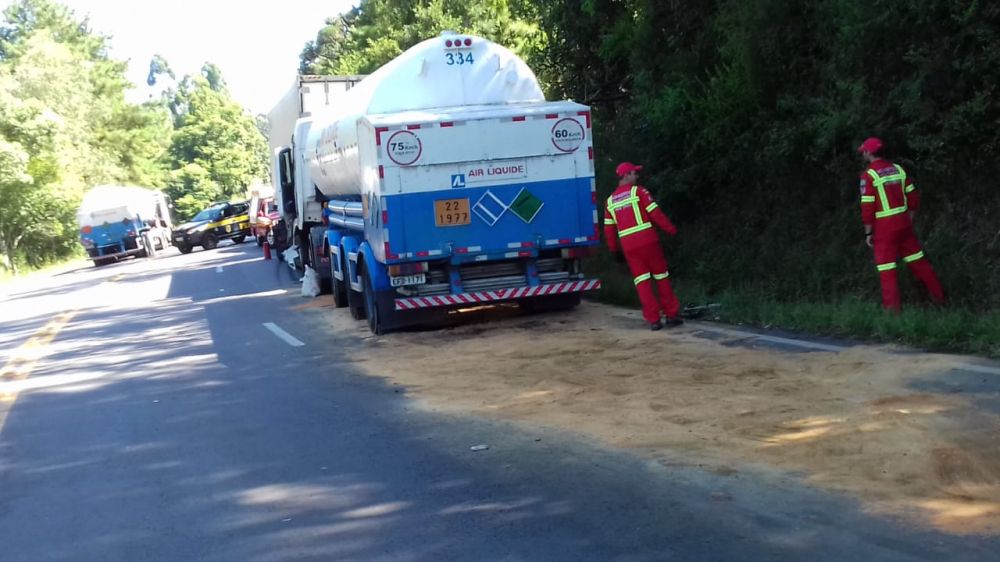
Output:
[0, 0, 267, 274]
[531, 0, 1000, 318]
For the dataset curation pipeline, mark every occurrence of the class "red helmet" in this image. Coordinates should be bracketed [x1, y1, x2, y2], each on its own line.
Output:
[857, 137, 883, 155]
[616, 162, 643, 177]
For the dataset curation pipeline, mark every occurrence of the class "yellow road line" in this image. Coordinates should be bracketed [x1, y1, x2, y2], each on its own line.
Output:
[1, 311, 77, 402]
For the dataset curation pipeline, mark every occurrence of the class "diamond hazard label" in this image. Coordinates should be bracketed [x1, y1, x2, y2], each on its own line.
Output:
[472, 190, 509, 226]
[509, 188, 544, 223]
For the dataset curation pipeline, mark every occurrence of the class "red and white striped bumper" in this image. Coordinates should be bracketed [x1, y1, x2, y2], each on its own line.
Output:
[395, 279, 600, 310]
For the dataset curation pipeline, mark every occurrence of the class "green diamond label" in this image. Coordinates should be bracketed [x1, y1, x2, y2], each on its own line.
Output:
[509, 188, 543, 223]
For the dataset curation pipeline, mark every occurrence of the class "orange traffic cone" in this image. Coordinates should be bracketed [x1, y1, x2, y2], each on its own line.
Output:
[263, 239, 272, 260]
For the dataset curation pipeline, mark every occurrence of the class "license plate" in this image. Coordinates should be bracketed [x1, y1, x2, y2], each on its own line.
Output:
[226, 224, 233, 232]
[390, 273, 426, 287]
[173, 236, 184, 242]
[434, 198, 471, 227]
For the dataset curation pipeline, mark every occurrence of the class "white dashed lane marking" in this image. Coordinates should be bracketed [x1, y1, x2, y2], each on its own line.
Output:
[263, 323, 305, 347]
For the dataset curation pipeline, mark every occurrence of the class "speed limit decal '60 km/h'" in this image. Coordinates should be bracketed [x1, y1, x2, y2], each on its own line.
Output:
[551, 118, 585, 153]
[387, 130, 423, 166]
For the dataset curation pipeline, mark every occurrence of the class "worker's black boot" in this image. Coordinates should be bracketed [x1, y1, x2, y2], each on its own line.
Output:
[649, 319, 663, 331]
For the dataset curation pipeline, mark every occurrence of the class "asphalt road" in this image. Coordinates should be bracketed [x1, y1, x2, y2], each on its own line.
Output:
[1, 243, 997, 561]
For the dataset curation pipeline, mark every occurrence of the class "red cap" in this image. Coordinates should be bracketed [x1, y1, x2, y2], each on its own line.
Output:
[616, 162, 643, 177]
[857, 137, 883, 154]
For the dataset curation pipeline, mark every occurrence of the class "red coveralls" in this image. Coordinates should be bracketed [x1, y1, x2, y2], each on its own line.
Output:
[604, 184, 680, 323]
[859, 159, 945, 311]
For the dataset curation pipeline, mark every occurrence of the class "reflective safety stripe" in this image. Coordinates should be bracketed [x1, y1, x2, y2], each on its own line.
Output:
[867, 165, 909, 219]
[876, 207, 908, 219]
[903, 251, 924, 263]
[603, 218, 616, 225]
[634, 272, 652, 285]
[607, 186, 651, 238]
[645, 202, 659, 213]
[619, 222, 653, 237]
[652, 272, 669, 280]
[860, 195, 876, 203]
[876, 262, 897, 272]
[905, 183, 916, 193]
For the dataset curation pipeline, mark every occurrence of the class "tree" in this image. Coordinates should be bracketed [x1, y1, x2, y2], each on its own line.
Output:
[299, 0, 546, 76]
[0, 0, 173, 272]
[165, 65, 268, 219]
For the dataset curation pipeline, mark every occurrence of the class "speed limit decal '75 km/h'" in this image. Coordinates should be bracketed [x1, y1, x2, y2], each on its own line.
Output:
[551, 118, 585, 153]
[387, 130, 423, 166]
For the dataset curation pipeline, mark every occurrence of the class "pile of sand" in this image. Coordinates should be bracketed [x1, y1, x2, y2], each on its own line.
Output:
[320, 300, 1000, 535]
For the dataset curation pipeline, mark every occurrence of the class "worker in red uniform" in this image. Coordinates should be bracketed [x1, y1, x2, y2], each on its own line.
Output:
[604, 162, 682, 330]
[857, 137, 946, 311]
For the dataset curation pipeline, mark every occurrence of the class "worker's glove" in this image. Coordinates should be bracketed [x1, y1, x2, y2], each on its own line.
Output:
[614, 252, 625, 264]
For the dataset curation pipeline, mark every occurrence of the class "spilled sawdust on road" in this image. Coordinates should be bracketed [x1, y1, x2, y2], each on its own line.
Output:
[318, 299, 1000, 535]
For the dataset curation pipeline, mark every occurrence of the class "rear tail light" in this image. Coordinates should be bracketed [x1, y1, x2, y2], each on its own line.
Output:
[81, 226, 92, 234]
[388, 262, 428, 276]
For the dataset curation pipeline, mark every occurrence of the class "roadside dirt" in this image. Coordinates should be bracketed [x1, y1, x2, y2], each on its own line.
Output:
[319, 299, 1000, 535]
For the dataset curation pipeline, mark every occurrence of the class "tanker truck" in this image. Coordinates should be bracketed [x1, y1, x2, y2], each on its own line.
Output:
[76, 185, 174, 266]
[268, 74, 364, 276]
[274, 33, 601, 333]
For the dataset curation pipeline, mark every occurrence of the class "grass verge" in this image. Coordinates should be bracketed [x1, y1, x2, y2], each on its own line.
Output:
[586, 252, 1000, 358]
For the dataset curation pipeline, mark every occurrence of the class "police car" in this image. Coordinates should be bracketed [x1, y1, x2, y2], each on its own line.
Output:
[172, 201, 251, 254]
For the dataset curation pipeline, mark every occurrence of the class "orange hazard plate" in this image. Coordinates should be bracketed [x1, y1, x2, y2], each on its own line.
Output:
[434, 198, 471, 227]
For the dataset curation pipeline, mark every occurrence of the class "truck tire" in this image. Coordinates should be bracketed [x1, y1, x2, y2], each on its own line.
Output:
[362, 264, 396, 335]
[345, 254, 366, 321]
[308, 227, 331, 294]
[177, 244, 193, 254]
[202, 234, 218, 251]
[330, 248, 347, 308]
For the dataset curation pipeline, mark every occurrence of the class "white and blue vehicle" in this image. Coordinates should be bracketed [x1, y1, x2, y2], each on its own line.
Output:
[274, 34, 601, 333]
[77, 185, 174, 266]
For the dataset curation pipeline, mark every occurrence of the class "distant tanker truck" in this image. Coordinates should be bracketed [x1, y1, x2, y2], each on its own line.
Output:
[76, 185, 173, 266]
[271, 33, 600, 333]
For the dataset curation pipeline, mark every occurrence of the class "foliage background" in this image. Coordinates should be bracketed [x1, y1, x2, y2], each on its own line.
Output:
[0, 0, 268, 274]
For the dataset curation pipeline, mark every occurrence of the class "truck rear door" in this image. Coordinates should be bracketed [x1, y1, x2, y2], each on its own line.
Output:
[373, 103, 597, 262]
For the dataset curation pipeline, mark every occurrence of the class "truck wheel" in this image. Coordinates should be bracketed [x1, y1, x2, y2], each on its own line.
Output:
[177, 244, 193, 254]
[362, 265, 396, 335]
[307, 229, 331, 295]
[345, 255, 366, 321]
[202, 234, 218, 251]
[330, 249, 347, 308]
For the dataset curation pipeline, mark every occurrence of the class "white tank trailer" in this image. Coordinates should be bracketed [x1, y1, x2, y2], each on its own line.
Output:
[273, 33, 601, 334]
